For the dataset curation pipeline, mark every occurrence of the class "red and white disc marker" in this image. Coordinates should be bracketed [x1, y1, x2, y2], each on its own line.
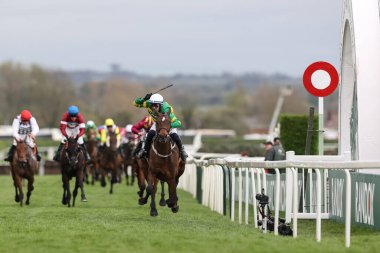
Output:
[303, 61, 339, 97]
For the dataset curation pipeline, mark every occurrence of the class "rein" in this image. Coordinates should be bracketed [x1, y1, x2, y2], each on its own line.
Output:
[151, 138, 176, 158]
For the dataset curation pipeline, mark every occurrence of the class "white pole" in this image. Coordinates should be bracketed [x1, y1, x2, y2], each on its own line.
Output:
[274, 168, 280, 235]
[315, 169, 322, 242]
[292, 168, 298, 238]
[319, 97, 324, 156]
[345, 170, 351, 248]
[251, 168, 258, 228]
[231, 168, 235, 222]
[245, 168, 249, 225]
[238, 168, 242, 224]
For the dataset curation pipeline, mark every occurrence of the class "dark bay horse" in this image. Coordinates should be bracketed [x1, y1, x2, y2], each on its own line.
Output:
[146, 111, 185, 216]
[60, 137, 87, 207]
[10, 138, 38, 206]
[99, 132, 123, 194]
[136, 152, 166, 207]
[120, 140, 137, 186]
[85, 128, 100, 185]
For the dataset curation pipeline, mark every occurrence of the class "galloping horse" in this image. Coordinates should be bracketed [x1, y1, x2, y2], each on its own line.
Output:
[145, 111, 185, 216]
[85, 128, 100, 185]
[120, 140, 137, 186]
[99, 132, 123, 194]
[136, 156, 166, 207]
[60, 137, 87, 207]
[10, 138, 38, 206]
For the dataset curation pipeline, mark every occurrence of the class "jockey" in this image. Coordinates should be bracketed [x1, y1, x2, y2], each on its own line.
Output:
[130, 116, 154, 156]
[133, 93, 188, 161]
[84, 120, 100, 142]
[122, 124, 138, 144]
[4, 110, 41, 162]
[100, 118, 121, 147]
[53, 105, 90, 162]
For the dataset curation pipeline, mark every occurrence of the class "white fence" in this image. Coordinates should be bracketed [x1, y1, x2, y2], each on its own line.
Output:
[178, 151, 380, 248]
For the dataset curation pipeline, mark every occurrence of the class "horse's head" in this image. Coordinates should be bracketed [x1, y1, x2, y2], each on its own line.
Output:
[156, 111, 171, 143]
[15, 140, 29, 165]
[109, 132, 118, 151]
[65, 137, 80, 167]
[88, 128, 97, 140]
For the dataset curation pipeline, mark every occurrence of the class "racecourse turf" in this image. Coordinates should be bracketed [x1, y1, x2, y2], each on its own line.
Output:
[0, 175, 378, 253]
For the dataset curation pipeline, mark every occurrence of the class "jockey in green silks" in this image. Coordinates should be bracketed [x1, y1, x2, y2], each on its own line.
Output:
[133, 93, 188, 161]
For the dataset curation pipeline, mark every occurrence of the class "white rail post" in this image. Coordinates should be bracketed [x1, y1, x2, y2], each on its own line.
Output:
[238, 167, 242, 224]
[262, 169, 267, 234]
[285, 151, 295, 223]
[231, 167, 235, 222]
[274, 168, 280, 235]
[315, 169, 322, 242]
[292, 167, 298, 238]
[344, 169, 351, 248]
[245, 168, 249, 225]
[251, 168, 258, 228]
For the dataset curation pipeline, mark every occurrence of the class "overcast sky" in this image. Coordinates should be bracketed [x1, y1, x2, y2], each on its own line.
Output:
[0, 0, 342, 77]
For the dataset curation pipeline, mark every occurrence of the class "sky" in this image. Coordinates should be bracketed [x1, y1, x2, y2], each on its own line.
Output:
[0, 0, 343, 77]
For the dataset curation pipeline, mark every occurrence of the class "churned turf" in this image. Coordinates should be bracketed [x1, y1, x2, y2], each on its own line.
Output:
[0, 175, 378, 253]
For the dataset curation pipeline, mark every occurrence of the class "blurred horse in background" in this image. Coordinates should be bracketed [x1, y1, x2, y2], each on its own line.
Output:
[10, 137, 38, 206]
[99, 132, 123, 194]
[85, 127, 100, 185]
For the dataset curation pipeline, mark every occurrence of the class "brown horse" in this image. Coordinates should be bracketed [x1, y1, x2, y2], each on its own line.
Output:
[10, 139, 38, 206]
[145, 111, 185, 216]
[99, 131, 123, 194]
[60, 137, 87, 207]
[85, 128, 100, 185]
[120, 140, 137, 186]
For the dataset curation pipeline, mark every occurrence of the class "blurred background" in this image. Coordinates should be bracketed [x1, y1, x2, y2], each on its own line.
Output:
[0, 0, 342, 156]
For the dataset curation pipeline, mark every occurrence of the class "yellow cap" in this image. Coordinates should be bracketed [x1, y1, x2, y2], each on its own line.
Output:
[105, 118, 114, 126]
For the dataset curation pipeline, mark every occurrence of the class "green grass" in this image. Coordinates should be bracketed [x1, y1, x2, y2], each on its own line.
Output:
[0, 175, 378, 253]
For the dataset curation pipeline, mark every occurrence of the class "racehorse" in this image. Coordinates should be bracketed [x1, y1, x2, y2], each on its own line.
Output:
[120, 141, 137, 186]
[85, 128, 100, 185]
[10, 138, 38, 206]
[136, 153, 166, 207]
[145, 111, 185, 216]
[99, 131, 123, 194]
[60, 137, 87, 207]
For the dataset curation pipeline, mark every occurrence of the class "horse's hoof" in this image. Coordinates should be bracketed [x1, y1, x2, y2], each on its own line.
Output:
[138, 198, 147, 205]
[15, 196, 20, 203]
[171, 206, 179, 213]
[109, 190, 113, 194]
[101, 182, 106, 187]
[26, 201, 30, 205]
[62, 199, 67, 205]
[81, 196, 88, 202]
[159, 198, 166, 207]
[166, 199, 175, 208]
[150, 209, 158, 217]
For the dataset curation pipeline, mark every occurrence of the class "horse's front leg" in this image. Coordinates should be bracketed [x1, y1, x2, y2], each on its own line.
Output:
[62, 173, 71, 207]
[167, 179, 179, 213]
[159, 181, 166, 206]
[147, 174, 158, 217]
[15, 176, 24, 207]
[25, 175, 35, 205]
[110, 169, 117, 194]
[14, 184, 20, 203]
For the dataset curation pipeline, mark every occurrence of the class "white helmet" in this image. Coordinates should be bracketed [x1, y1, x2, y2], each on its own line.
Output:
[87, 120, 95, 127]
[125, 124, 133, 133]
[149, 93, 164, 104]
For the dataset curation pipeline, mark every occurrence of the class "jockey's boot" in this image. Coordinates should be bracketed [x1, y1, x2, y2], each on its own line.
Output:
[53, 143, 64, 162]
[170, 133, 188, 161]
[132, 141, 143, 157]
[137, 130, 155, 158]
[4, 145, 16, 162]
[80, 144, 91, 163]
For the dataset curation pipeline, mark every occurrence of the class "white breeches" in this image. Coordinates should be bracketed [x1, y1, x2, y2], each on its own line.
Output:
[150, 122, 177, 134]
[61, 127, 84, 144]
[13, 135, 35, 148]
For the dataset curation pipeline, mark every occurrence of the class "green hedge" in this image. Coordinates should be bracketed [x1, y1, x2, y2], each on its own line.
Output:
[279, 114, 318, 155]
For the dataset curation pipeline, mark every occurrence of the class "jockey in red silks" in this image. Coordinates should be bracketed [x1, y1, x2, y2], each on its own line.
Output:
[53, 105, 90, 162]
[129, 116, 153, 157]
[4, 110, 41, 162]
